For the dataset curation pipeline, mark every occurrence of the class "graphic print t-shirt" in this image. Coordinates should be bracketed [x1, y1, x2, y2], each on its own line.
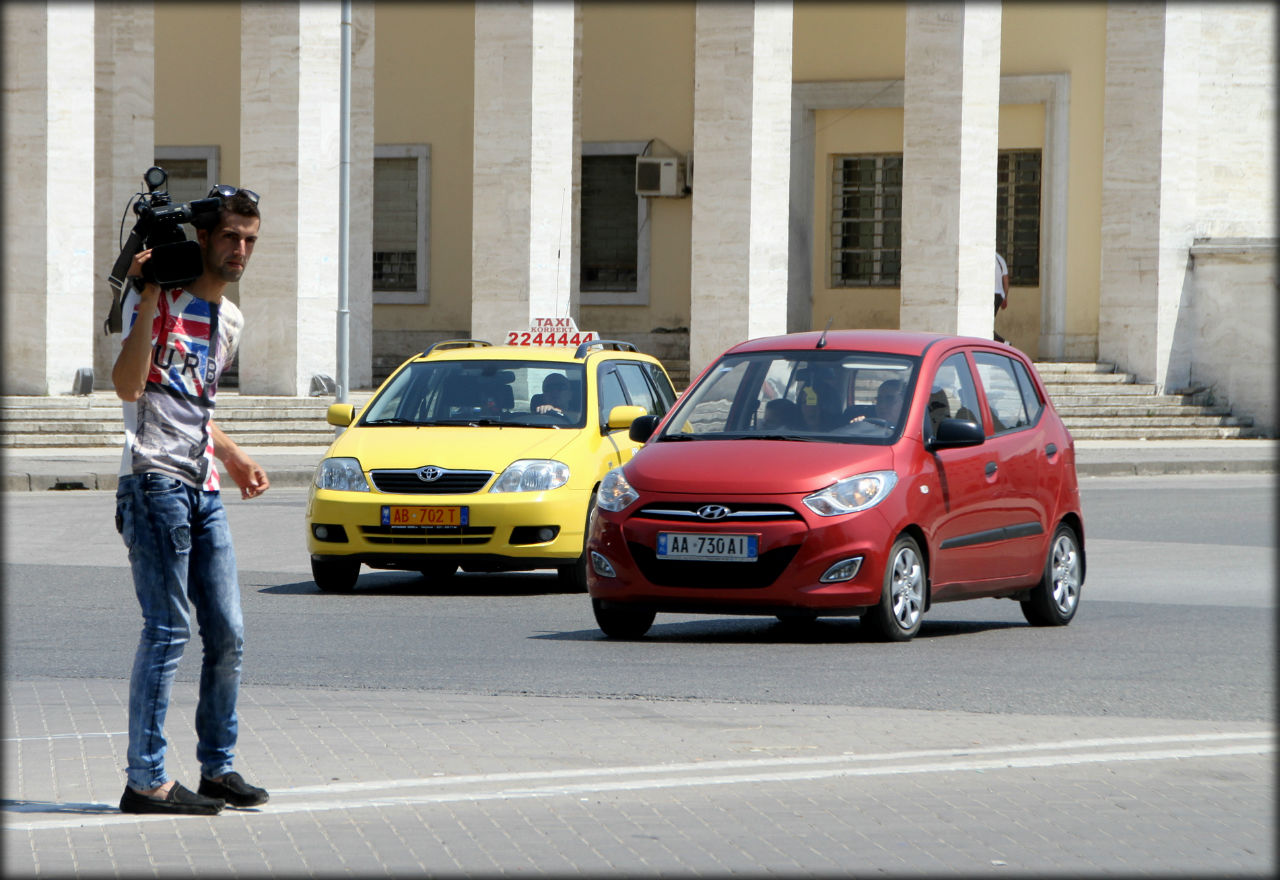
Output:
[117, 286, 243, 490]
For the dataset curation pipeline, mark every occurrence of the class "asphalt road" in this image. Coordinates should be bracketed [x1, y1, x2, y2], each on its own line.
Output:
[3, 474, 1275, 875]
[3, 474, 1273, 721]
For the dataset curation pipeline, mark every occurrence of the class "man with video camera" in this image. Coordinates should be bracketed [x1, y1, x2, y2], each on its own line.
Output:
[112, 185, 271, 816]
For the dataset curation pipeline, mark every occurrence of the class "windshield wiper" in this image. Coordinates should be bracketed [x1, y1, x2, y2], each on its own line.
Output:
[363, 417, 428, 426]
[658, 433, 701, 441]
[750, 433, 819, 442]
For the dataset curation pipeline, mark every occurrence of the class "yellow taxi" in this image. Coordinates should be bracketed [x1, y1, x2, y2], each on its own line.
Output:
[306, 338, 678, 591]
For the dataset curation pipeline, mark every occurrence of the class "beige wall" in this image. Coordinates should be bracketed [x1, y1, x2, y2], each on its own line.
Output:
[152, 1, 1110, 362]
[580, 1, 694, 336]
[1002, 1, 1107, 358]
[154, 2, 242, 305]
[374, 2, 473, 335]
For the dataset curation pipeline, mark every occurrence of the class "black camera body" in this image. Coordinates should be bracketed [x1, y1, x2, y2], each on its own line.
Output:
[105, 166, 222, 333]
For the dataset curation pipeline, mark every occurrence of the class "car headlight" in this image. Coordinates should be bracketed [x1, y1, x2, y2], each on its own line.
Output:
[596, 466, 639, 512]
[491, 459, 570, 493]
[314, 457, 370, 492]
[803, 470, 898, 516]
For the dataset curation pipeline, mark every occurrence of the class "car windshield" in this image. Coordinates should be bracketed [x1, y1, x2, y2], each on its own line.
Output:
[656, 350, 919, 444]
[359, 360, 588, 428]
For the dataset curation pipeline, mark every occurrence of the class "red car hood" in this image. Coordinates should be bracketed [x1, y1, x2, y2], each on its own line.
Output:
[625, 439, 897, 495]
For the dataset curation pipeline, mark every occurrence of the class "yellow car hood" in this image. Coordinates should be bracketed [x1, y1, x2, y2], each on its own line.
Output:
[326, 424, 579, 471]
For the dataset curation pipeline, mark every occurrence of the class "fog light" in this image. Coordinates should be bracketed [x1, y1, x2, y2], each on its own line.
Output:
[590, 551, 616, 578]
[312, 523, 348, 543]
[820, 556, 863, 583]
[538, 527, 556, 542]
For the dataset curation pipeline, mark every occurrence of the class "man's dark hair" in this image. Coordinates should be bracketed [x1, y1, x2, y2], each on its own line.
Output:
[220, 192, 260, 224]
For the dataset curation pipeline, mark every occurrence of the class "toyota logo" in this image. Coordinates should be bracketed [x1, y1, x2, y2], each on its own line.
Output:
[696, 504, 731, 520]
[416, 466, 444, 482]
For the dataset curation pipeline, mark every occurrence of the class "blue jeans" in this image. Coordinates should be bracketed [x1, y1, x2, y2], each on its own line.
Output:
[116, 473, 244, 791]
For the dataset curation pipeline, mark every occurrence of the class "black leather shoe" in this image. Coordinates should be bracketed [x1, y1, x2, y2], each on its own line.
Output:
[198, 772, 269, 808]
[120, 782, 224, 815]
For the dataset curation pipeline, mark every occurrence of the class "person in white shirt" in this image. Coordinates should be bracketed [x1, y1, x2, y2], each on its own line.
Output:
[994, 252, 1010, 343]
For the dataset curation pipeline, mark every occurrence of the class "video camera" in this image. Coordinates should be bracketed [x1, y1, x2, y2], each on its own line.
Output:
[104, 166, 223, 333]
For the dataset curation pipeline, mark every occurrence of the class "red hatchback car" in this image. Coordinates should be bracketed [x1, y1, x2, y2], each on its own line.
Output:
[586, 330, 1085, 641]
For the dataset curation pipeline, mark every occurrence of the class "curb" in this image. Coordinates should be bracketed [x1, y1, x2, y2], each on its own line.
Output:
[4, 458, 1275, 493]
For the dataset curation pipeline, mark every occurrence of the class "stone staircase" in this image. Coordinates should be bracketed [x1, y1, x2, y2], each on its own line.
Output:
[1033, 362, 1260, 440]
[0, 361, 1260, 448]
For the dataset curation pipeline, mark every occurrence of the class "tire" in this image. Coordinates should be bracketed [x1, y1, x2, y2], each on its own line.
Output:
[861, 535, 926, 641]
[558, 491, 597, 592]
[311, 556, 359, 593]
[592, 599, 655, 639]
[1021, 523, 1083, 627]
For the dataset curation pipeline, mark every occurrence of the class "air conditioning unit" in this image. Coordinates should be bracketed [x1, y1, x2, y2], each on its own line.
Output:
[635, 156, 687, 198]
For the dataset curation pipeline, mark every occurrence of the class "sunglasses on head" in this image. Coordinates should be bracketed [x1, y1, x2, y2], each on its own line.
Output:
[207, 184, 260, 205]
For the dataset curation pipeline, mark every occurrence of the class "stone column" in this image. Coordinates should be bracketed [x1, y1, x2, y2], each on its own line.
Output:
[94, 2, 155, 389]
[347, 4, 376, 390]
[1098, 4, 1201, 392]
[238, 3, 343, 395]
[471, 2, 582, 343]
[2, 3, 97, 396]
[899, 1, 1001, 338]
[689, 0, 793, 376]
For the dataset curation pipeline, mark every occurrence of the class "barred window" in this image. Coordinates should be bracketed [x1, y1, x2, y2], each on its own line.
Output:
[581, 154, 638, 292]
[374, 145, 430, 304]
[997, 150, 1041, 286]
[830, 155, 902, 287]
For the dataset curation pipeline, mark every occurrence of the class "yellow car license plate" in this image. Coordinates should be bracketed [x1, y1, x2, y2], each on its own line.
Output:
[381, 506, 468, 527]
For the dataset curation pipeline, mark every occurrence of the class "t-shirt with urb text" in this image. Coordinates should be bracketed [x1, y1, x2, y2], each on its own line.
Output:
[117, 285, 243, 491]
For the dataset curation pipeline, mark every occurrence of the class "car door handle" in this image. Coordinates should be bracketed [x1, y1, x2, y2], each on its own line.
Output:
[985, 462, 998, 477]
[1045, 443, 1058, 457]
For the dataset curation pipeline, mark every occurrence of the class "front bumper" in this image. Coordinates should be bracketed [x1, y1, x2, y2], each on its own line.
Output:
[306, 485, 590, 571]
[586, 498, 895, 615]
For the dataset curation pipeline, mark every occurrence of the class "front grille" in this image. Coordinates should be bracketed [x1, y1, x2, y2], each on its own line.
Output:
[627, 542, 800, 589]
[360, 525, 495, 546]
[633, 502, 802, 523]
[370, 468, 493, 495]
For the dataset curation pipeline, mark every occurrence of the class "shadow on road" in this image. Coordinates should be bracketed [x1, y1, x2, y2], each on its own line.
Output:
[259, 569, 582, 598]
[536, 615, 1024, 644]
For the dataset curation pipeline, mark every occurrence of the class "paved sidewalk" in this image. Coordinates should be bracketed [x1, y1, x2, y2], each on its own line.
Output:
[3, 437, 1276, 492]
[3, 678, 1273, 876]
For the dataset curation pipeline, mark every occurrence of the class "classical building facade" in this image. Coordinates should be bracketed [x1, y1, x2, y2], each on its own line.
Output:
[3, 1, 1274, 432]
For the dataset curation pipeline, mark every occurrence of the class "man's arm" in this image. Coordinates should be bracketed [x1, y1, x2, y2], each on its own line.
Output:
[210, 420, 270, 499]
[111, 251, 161, 401]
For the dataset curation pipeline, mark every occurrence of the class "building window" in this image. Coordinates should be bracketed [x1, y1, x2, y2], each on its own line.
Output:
[997, 150, 1041, 286]
[153, 146, 219, 203]
[374, 144, 430, 305]
[831, 155, 902, 288]
[581, 155, 638, 292]
[581, 142, 650, 306]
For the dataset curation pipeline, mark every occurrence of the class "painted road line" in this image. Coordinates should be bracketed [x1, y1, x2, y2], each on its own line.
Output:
[5, 731, 1272, 831]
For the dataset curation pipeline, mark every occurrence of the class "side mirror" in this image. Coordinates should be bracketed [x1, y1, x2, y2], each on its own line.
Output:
[326, 403, 355, 428]
[928, 418, 984, 450]
[605, 404, 646, 432]
[629, 414, 661, 443]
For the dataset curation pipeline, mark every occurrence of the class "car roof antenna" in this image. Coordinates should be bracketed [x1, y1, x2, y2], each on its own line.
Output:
[816, 317, 833, 349]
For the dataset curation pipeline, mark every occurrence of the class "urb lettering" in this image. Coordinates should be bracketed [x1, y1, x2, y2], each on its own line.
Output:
[152, 343, 202, 378]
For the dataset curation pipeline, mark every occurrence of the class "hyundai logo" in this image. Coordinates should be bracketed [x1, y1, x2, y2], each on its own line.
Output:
[696, 504, 731, 520]
[416, 466, 445, 482]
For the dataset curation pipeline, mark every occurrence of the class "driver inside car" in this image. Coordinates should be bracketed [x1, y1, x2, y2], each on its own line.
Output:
[849, 378, 905, 429]
[533, 372, 576, 419]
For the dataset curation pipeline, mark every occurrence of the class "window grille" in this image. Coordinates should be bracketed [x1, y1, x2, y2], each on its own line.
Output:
[373, 155, 419, 292]
[997, 150, 1041, 286]
[830, 155, 902, 287]
[581, 155, 639, 293]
